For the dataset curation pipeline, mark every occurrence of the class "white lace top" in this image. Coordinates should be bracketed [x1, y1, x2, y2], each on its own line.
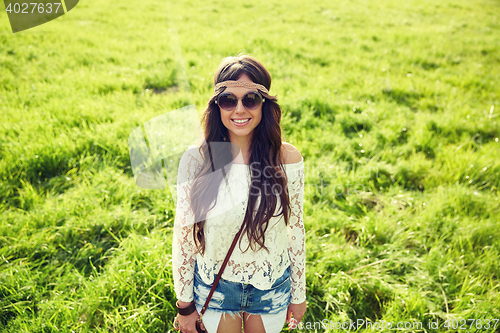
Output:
[172, 147, 306, 304]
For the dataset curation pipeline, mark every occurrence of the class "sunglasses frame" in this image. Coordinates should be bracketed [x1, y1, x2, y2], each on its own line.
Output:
[215, 91, 265, 111]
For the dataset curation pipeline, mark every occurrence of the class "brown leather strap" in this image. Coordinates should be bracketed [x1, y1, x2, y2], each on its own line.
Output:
[176, 301, 197, 316]
[199, 222, 245, 317]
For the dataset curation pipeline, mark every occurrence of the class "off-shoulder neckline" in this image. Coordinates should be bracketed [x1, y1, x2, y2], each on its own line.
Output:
[231, 157, 304, 167]
[186, 145, 304, 168]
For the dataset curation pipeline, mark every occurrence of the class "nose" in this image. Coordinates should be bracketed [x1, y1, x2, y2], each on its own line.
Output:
[234, 99, 246, 112]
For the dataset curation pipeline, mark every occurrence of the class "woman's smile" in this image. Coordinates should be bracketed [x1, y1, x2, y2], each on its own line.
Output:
[231, 118, 251, 125]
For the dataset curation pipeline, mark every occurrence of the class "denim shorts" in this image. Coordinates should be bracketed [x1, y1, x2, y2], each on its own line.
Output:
[193, 264, 291, 315]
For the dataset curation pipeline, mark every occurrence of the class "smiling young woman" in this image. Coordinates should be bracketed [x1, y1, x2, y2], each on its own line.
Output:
[172, 55, 306, 333]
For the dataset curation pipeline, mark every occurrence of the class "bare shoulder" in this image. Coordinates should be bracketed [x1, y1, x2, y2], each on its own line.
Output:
[281, 142, 303, 164]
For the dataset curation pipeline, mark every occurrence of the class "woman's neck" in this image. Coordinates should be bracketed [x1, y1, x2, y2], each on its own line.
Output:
[229, 134, 252, 164]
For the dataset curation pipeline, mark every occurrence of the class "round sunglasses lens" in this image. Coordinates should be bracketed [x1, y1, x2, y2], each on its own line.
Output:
[218, 94, 237, 110]
[242, 93, 262, 109]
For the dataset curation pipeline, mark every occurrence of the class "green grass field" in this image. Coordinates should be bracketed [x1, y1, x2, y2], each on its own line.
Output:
[1, 0, 499, 331]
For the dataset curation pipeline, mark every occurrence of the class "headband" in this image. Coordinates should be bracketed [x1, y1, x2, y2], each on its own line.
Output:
[214, 81, 269, 94]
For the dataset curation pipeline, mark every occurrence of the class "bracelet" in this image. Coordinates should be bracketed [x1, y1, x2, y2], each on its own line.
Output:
[176, 301, 197, 316]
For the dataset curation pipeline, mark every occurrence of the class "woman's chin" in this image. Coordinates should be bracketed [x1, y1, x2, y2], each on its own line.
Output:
[228, 126, 255, 138]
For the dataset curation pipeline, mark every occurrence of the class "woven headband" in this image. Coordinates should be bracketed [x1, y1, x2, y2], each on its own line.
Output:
[214, 81, 269, 94]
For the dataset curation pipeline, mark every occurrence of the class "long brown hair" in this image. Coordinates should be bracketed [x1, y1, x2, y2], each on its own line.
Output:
[190, 55, 290, 254]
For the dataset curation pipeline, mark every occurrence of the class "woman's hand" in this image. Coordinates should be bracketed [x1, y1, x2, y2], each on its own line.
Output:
[286, 301, 307, 330]
[175, 301, 206, 333]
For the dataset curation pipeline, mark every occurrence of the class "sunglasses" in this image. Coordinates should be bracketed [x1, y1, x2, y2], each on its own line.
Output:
[215, 91, 265, 111]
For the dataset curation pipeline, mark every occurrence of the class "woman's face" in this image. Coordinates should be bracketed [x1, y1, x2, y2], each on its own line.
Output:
[218, 73, 263, 143]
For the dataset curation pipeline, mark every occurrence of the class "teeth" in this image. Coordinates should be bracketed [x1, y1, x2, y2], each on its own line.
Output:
[233, 119, 250, 124]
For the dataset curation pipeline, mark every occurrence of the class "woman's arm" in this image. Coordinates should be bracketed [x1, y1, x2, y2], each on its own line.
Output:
[285, 145, 307, 327]
[282, 142, 306, 304]
[172, 148, 203, 302]
[172, 148, 205, 333]
[286, 165, 306, 304]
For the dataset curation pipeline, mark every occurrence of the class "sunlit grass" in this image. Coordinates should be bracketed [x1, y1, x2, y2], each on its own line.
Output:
[1, 0, 499, 331]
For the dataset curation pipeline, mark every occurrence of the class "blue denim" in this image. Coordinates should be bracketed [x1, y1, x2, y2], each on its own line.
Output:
[193, 264, 291, 315]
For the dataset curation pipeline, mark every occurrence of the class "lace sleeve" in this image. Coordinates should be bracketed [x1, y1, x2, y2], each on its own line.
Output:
[172, 147, 203, 302]
[287, 164, 306, 304]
